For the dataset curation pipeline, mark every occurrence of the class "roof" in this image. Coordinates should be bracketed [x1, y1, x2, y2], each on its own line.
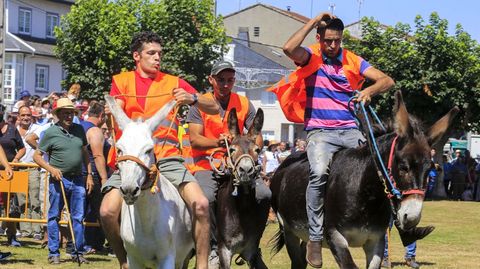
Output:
[224, 3, 310, 24]
[25, 40, 56, 57]
[248, 42, 296, 69]
[344, 21, 391, 39]
[5, 33, 56, 57]
[5, 32, 35, 54]
[45, 0, 76, 5]
[230, 37, 296, 70]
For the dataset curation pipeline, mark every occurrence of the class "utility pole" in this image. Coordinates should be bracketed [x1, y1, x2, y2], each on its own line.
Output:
[310, 0, 313, 18]
[328, 3, 336, 15]
[357, 0, 364, 21]
[0, 0, 5, 103]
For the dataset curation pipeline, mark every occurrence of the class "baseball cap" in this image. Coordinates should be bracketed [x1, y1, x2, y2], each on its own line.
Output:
[211, 60, 235, 75]
[19, 90, 31, 99]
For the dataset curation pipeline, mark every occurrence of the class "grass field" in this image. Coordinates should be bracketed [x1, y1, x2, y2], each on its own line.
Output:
[0, 201, 478, 268]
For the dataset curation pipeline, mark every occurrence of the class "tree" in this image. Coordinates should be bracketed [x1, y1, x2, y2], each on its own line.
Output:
[55, 0, 228, 99]
[343, 13, 480, 133]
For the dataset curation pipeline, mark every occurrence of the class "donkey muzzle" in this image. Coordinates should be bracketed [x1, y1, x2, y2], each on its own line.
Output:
[397, 195, 423, 230]
[120, 186, 141, 205]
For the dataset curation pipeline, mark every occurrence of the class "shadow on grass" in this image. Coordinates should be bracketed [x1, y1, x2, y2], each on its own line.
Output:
[13, 240, 42, 248]
[391, 261, 436, 267]
[0, 258, 35, 265]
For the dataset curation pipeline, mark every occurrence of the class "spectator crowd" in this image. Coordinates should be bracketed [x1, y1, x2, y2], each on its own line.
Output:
[0, 84, 112, 262]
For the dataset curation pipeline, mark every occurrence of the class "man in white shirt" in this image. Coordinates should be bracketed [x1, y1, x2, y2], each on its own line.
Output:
[16, 106, 42, 239]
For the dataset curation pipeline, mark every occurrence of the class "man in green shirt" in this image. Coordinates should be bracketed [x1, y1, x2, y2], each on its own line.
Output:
[33, 98, 94, 265]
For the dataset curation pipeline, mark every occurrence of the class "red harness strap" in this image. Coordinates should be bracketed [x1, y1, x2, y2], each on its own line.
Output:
[387, 136, 425, 198]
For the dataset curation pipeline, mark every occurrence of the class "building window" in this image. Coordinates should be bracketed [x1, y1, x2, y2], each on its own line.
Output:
[35, 65, 49, 92]
[262, 131, 275, 141]
[46, 13, 59, 38]
[3, 54, 24, 102]
[3, 64, 14, 101]
[15, 54, 24, 99]
[253, 26, 260, 37]
[261, 91, 276, 106]
[18, 8, 32, 34]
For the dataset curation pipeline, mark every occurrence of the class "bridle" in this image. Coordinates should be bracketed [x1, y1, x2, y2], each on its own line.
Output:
[386, 135, 426, 199]
[208, 137, 261, 196]
[116, 155, 160, 193]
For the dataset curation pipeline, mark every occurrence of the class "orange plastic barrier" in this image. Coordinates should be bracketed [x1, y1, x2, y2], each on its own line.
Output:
[0, 162, 100, 227]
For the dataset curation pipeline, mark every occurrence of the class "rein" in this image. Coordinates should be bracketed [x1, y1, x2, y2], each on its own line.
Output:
[348, 97, 402, 201]
[348, 94, 425, 204]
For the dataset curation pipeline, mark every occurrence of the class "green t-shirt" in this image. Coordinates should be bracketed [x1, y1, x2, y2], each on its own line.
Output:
[39, 123, 87, 175]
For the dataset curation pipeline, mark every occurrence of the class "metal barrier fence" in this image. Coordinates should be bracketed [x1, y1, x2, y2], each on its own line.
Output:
[0, 162, 100, 227]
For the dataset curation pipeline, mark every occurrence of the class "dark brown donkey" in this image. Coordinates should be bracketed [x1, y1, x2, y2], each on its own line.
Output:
[269, 91, 458, 269]
[215, 108, 270, 269]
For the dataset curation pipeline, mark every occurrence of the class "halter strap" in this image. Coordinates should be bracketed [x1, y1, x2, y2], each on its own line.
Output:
[386, 135, 425, 198]
[116, 155, 160, 192]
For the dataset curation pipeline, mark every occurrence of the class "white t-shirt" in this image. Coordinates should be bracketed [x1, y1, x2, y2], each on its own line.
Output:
[264, 150, 279, 174]
[19, 123, 41, 163]
[33, 122, 54, 167]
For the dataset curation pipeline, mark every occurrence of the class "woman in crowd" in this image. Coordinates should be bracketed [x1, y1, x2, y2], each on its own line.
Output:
[0, 104, 26, 247]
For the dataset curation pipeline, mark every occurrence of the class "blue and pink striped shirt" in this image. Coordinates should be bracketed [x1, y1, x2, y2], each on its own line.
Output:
[303, 48, 371, 130]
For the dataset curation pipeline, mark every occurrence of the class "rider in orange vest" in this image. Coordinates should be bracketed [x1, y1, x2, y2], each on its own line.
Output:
[279, 14, 395, 268]
[187, 60, 271, 268]
[99, 31, 219, 269]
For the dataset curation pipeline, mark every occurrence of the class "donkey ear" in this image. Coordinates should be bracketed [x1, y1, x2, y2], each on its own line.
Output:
[104, 94, 131, 130]
[145, 100, 177, 133]
[427, 107, 459, 146]
[228, 108, 240, 137]
[393, 90, 413, 138]
[247, 108, 263, 140]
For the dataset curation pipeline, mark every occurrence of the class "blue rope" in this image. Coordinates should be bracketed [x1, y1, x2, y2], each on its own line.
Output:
[348, 93, 401, 199]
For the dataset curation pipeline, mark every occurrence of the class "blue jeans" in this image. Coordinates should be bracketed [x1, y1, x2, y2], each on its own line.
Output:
[384, 218, 417, 258]
[306, 128, 364, 241]
[48, 175, 86, 257]
[384, 233, 417, 258]
[84, 173, 105, 251]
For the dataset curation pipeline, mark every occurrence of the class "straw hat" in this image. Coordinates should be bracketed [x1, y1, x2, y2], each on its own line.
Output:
[269, 139, 280, 146]
[52, 98, 76, 115]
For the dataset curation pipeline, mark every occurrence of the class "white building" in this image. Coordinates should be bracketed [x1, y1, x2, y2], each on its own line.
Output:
[3, 0, 74, 106]
[222, 4, 313, 143]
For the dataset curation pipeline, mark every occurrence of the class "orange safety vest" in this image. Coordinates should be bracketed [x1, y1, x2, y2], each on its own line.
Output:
[267, 44, 365, 123]
[191, 92, 250, 173]
[107, 71, 181, 168]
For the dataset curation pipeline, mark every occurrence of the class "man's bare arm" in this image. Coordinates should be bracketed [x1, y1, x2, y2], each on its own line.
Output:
[33, 149, 62, 181]
[173, 88, 219, 115]
[283, 12, 333, 65]
[189, 123, 226, 150]
[356, 67, 395, 105]
[87, 127, 109, 185]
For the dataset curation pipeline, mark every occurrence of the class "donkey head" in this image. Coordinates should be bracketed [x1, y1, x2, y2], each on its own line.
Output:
[227, 108, 264, 189]
[104, 95, 176, 205]
[390, 90, 458, 230]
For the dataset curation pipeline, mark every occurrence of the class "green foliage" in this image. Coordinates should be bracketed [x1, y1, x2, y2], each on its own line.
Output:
[343, 13, 480, 132]
[55, 0, 228, 100]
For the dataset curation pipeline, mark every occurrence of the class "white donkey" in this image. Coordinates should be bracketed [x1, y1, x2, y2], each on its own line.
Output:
[105, 95, 194, 269]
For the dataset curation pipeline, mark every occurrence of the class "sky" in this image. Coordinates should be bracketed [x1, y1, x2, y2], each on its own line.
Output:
[216, 0, 480, 42]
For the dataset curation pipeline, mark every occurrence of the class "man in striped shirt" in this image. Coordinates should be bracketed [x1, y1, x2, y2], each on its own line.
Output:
[283, 13, 395, 268]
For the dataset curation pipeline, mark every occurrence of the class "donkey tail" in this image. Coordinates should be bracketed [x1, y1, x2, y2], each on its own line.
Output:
[267, 224, 285, 257]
